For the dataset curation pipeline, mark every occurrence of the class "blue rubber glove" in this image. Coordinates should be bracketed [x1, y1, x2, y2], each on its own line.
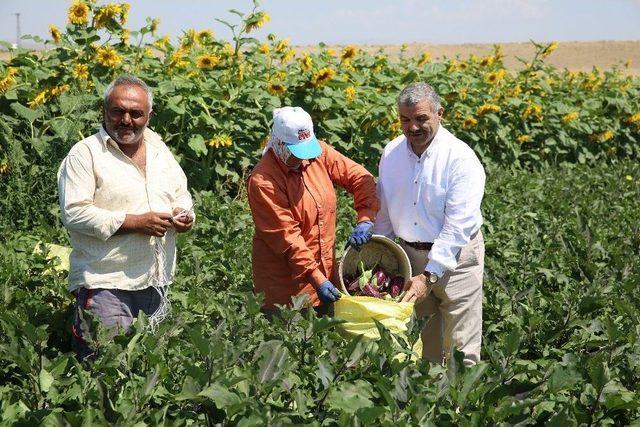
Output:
[347, 220, 374, 250]
[316, 281, 342, 304]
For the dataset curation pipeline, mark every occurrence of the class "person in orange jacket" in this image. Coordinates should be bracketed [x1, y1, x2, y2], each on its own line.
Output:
[247, 106, 379, 315]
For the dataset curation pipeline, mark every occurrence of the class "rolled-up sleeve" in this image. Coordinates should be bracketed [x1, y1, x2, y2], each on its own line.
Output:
[57, 153, 126, 241]
[323, 144, 379, 223]
[247, 174, 326, 286]
[168, 151, 195, 221]
[426, 155, 485, 276]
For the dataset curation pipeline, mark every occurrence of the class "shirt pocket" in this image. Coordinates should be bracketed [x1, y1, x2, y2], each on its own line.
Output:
[423, 183, 446, 215]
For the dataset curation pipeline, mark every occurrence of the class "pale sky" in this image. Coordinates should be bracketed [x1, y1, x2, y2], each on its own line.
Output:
[1, 0, 639, 48]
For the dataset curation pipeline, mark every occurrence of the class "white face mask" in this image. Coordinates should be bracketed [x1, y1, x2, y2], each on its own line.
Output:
[263, 133, 293, 164]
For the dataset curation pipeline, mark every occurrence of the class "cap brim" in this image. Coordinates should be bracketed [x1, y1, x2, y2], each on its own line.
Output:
[286, 136, 322, 159]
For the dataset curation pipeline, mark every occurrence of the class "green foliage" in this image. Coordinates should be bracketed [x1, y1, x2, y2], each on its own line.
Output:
[1, 163, 639, 424]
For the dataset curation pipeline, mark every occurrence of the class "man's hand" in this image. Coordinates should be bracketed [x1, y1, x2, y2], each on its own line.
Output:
[172, 207, 194, 233]
[400, 273, 432, 303]
[316, 281, 342, 304]
[118, 212, 173, 236]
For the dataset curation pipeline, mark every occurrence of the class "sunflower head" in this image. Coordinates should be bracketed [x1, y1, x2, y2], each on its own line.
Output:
[68, 1, 89, 26]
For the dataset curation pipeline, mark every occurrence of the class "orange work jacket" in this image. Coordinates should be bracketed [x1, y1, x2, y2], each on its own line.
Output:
[247, 141, 379, 309]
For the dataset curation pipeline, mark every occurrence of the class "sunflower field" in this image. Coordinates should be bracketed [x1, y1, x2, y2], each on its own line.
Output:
[1, 1, 640, 425]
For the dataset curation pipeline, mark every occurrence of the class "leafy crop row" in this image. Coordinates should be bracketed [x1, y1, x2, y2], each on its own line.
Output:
[1, 163, 639, 425]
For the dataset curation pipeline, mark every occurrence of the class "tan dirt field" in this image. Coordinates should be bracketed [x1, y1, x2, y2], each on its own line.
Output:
[301, 40, 640, 75]
[2, 40, 639, 75]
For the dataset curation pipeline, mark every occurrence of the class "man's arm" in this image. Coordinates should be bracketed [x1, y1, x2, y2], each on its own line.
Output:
[425, 155, 486, 276]
[58, 153, 127, 241]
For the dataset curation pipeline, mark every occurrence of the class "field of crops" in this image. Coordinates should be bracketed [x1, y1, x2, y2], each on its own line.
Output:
[1, 1, 640, 425]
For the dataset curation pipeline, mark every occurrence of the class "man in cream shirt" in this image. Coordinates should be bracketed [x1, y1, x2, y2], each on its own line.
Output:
[58, 75, 194, 359]
[373, 82, 486, 366]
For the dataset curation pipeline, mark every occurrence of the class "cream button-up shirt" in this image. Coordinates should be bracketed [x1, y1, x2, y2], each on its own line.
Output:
[57, 126, 193, 292]
[373, 125, 485, 277]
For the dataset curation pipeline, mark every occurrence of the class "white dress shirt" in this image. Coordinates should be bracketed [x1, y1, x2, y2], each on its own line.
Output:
[57, 126, 193, 292]
[373, 125, 485, 277]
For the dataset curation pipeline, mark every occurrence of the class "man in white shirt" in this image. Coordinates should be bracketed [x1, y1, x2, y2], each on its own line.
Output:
[373, 82, 485, 365]
[58, 75, 194, 359]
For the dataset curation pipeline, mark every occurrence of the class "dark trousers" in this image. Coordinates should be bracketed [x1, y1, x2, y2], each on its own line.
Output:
[72, 287, 161, 360]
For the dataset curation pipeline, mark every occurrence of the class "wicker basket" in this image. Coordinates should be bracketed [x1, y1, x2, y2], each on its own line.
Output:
[338, 235, 412, 295]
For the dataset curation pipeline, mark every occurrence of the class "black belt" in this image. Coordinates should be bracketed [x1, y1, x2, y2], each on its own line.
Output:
[400, 239, 433, 251]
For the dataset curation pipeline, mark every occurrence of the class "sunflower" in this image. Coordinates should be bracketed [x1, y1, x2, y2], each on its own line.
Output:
[479, 56, 494, 67]
[245, 11, 270, 33]
[68, 1, 89, 26]
[340, 45, 358, 62]
[541, 41, 558, 58]
[280, 49, 295, 63]
[485, 69, 507, 84]
[49, 84, 70, 97]
[95, 46, 122, 68]
[462, 117, 478, 129]
[417, 52, 431, 66]
[207, 133, 233, 148]
[0, 68, 17, 94]
[95, 3, 123, 29]
[28, 90, 48, 109]
[169, 48, 189, 69]
[275, 39, 289, 53]
[312, 67, 335, 87]
[476, 104, 501, 115]
[561, 112, 579, 125]
[120, 29, 130, 45]
[345, 86, 356, 102]
[299, 54, 312, 71]
[195, 29, 214, 45]
[522, 103, 543, 121]
[49, 25, 62, 43]
[120, 3, 130, 25]
[196, 54, 220, 70]
[590, 130, 614, 143]
[267, 82, 286, 96]
[72, 63, 89, 80]
[626, 112, 640, 127]
[180, 29, 197, 48]
[154, 35, 171, 49]
[517, 134, 531, 143]
[149, 18, 160, 34]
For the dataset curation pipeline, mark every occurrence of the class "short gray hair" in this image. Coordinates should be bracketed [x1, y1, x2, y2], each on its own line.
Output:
[397, 82, 441, 111]
[103, 74, 153, 112]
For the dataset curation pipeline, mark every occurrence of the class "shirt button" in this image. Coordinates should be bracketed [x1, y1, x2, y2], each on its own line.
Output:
[413, 202, 416, 206]
[414, 181, 418, 184]
[414, 222, 417, 225]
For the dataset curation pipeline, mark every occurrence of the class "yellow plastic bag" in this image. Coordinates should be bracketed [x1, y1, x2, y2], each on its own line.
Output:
[334, 295, 422, 358]
[34, 243, 72, 273]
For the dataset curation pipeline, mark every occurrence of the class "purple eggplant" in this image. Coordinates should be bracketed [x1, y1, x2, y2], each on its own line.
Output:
[372, 268, 389, 291]
[389, 276, 405, 298]
[347, 279, 360, 293]
[362, 283, 384, 299]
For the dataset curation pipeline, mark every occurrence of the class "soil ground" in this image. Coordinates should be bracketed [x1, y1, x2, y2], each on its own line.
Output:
[299, 40, 640, 75]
